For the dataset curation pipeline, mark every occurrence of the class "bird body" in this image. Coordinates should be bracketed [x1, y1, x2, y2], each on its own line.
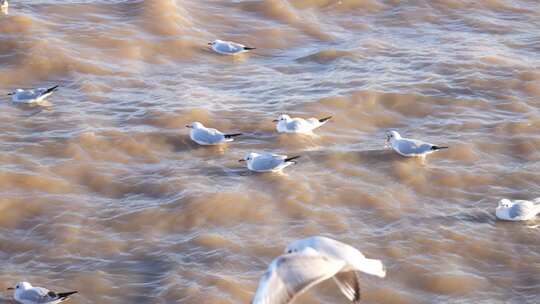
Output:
[8, 282, 77, 304]
[386, 130, 447, 157]
[496, 198, 540, 221]
[240, 152, 300, 172]
[274, 114, 332, 134]
[8, 85, 59, 104]
[1, 0, 8, 12]
[208, 39, 255, 55]
[252, 236, 385, 304]
[186, 122, 242, 145]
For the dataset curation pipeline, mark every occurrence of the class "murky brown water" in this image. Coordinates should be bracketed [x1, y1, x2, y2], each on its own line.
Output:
[1, 0, 539, 303]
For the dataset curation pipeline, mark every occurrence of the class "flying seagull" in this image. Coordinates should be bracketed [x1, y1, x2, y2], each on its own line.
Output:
[186, 121, 242, 145]
[252, 236, 386, 304]
[208, 39, 256, 55]
[385, 130, 448, 157]
[273, 114, 332, 134]
[496, 198, 540, 221]
[1, 0, 8, 13]
[240, 152, 300, 172]
[7, 281, 77, 304]
[8, 85, 59, 104]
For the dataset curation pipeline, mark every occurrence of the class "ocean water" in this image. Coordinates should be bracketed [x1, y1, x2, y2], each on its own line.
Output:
[0, 0, 539, 303]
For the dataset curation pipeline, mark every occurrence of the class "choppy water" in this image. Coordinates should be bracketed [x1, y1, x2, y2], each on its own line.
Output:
[1, 0, 539, 303]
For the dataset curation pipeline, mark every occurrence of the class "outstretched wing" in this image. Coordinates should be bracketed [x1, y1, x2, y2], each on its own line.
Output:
[252, 251, 345, 304]
[333, 271, 362, 302]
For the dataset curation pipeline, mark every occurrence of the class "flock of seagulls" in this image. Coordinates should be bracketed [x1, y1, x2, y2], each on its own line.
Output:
[1, 3, 537, 302]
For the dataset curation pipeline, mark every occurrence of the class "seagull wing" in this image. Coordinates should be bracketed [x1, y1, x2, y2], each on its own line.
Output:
[252, 251, 345, 304]
[192, 128, 225, 144]
[396, 138, 433, 155]
[509, 201, 535, 219]
[251, 155, 285, 171]
[18, 287, 58, 304]
[333, 271, 362, 302]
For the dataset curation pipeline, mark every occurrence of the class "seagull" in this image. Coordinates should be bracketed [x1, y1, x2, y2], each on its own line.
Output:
[186, 121, 242, 145]
[239, 152, 300, 172]
[385, 130, 448, 157]
[273, 114, 332, 134]
[1, 0, 8, 13]
[7, 282, 77, 304]
[496, 198, 540, 221]
[208, 39, 256, 55]
[252, 236, 386, 304]
[7, 85, 59, 104]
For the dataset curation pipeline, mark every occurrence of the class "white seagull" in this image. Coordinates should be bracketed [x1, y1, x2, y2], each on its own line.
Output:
[186, 121, 242, 145]
[240, 152, 300, 172]
[208, 39, 256, 55]
[1, 0, 8, 13]
[385, 130, 448, 157]
[7, 282, 77, 304]
[252, 236, 386, 304]
[496, 198, 540, 221]
[273, 114, 332, 134]
[8, 85, 59, 104]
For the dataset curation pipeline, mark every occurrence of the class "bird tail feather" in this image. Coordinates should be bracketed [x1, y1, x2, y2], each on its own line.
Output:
[243, 47, 256, 50]
[431, 146, 448, 150]
[43, 85, 60, 95]
[224, 133, 242, 139]
[284, 155, 301, 163]
[356, 258, 386, 278]
[57, 291, 78, 299]
[318, 116, 332, 123]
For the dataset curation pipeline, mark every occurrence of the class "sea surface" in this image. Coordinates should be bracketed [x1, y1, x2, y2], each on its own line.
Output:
[0, 0, 539, 303]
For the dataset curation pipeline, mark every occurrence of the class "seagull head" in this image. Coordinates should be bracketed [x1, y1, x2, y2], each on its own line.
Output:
[186, 121, 204, 129]
[208, 39, 223, 46]
[239, 152, 258, 163]
[385, 130, 401, 143]
[498, 199, 513, 208]
[273, 114, 291, 123]
[8, 282, 32, 292]
[496, 199, 514, 220]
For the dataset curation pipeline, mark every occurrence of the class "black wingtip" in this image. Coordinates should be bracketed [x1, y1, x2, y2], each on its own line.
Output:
[319, 116, 332, 123]
[43, 85, 59, 95]
[57, 291, 78, 299]
[284, 155, 301, 163]
[431, 146, 449, 150]
[243, 47, 256, 50]
[224, 133, 242, 139]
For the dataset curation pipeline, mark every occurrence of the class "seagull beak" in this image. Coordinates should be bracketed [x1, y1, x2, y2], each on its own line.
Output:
[7, 287, 14, 290]
[185, 125, 192, 128]
[7, 93, 13, 96]
[238, 159, 245, 162]
[272, 120, 279, 122]
[207, 42, 212, 45]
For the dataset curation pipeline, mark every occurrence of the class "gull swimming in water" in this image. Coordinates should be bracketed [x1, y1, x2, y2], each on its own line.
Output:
[252, 236, 386, 304]
[273, 114, 332, 134]
[496, 198, 540, 221]
[385, 130, 448, 157]
[8, 85, 59, 105]
[186, 121, 242, 145]
[7, 282, 77, 304]
[208, 39, 256, 55]
[240, 152, 300, 172]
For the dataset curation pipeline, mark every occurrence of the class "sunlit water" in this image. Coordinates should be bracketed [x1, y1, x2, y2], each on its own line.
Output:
[0, 0, 539, 303]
